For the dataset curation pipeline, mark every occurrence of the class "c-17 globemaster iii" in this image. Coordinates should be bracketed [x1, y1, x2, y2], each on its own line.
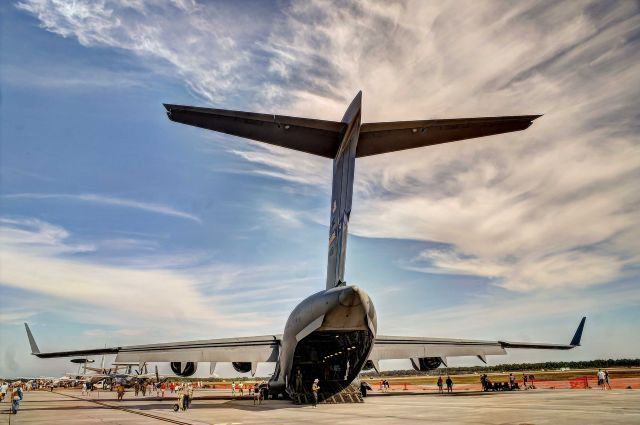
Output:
[25, 92, 586, 401]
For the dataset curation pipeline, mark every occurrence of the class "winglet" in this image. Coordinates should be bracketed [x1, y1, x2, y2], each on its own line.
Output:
[24, 323, 40, 354]
[570, 317, 586, 346]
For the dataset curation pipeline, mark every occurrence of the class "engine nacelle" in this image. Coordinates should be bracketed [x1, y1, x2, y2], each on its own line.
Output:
[410, 357, 442, 372]
[170, 362, 198, 377]
[362, 360, 376, 371]
[232, 362, 252, 374]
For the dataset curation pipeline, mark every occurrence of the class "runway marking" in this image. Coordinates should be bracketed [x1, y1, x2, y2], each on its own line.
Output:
[53, 391, 195, 424]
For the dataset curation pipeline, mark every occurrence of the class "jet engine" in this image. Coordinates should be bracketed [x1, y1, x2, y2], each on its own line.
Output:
[410, 357, 443, 372]
[170, 361, 198, 377]
[232, 362, 252, 373]
[362, 360, 376, 371]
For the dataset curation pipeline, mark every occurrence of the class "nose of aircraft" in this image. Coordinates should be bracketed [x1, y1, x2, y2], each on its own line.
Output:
[338, 286, 363, 307]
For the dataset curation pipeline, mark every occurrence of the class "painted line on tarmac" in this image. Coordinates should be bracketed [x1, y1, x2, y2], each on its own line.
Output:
[53, 391, 195, 425]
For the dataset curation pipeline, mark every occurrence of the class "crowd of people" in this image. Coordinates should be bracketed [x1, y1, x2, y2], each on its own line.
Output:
[480, 373, 535, 391]
[1, 368, 619, 415]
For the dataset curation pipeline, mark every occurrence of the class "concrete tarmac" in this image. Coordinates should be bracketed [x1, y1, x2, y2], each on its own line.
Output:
[1, 389, 638, 424]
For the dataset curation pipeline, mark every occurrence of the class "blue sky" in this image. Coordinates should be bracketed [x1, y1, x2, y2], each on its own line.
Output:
[1, 0, 639, 378]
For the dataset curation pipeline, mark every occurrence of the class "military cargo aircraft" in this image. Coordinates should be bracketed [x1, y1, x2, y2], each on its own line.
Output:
[25, 92, 585, 400]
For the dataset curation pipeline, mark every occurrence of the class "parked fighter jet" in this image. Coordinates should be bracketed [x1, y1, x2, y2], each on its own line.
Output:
[71, 360, 165, 389]
[25, 92, 586, 400]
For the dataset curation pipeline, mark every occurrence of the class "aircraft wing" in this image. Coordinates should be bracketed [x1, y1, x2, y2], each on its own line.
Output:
[25, 323, 280, 364]
[369, 317, 585, 366]
[356, 115, 541, 157]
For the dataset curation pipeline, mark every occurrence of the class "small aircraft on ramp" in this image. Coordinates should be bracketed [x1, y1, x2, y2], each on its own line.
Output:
[25, 92, 586, 400]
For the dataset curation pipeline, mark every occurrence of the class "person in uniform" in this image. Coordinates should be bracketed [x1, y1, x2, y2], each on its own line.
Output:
[311, 379, 320, 408]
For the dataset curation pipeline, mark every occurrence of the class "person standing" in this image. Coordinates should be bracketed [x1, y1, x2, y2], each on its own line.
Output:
[81, 382, 87, 396]
[509, 373, 516, 390]
[134, 381, 140, 397]
[445, 376, 453, 393]
[295, 367, 303, 394]
[311, 379, 320, 408]
[437, 376, 444, 393]
[360, 380, 368, 397]
[239, 381, 244, 396]
[182, 384, 190, 410]
[529, 374, 536, 389]
[597, 369, 605, 390]
[0, 381, 8, 402]
[522, 374, 528, 390]
[231, 381, 236, 398]
[604, 370, 611, 390]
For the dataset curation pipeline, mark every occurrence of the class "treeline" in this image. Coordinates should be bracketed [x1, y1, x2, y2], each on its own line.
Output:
[361, 359, 640, 377]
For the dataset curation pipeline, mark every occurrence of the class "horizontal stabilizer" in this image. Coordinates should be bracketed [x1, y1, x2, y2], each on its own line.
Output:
[356, 115, 541, 157]
[164, 104, 345, 158]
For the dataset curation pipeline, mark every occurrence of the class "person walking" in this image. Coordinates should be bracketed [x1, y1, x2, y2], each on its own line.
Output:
[311, 379, 320, 408]
[11, 385, 23, 414]
[239, 381, 244, 396]
[231, 381, 236, 398]
[445, 376, 453, 393]
[437, 376, 444, 393]
[116, 384, 125, 401]
[253, 383, 260, 405]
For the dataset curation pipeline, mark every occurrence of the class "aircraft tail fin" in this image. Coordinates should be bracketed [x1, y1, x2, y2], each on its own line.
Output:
[24, 323, 40, 354]
[570, 317, 587, 346]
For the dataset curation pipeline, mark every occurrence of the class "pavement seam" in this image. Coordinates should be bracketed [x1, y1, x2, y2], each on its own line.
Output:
[53, 391, 194, 425]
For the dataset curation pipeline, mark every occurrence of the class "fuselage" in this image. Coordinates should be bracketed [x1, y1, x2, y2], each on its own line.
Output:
[268, 285, 377, 397]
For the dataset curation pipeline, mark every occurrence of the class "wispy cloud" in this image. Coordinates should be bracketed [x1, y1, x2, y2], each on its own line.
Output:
[0, 217, 292, 336]
[14, 0, 258, 104]
[4, 193, 201, 223]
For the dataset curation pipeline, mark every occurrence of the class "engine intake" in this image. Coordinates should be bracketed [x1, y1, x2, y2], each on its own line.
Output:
[410, 357, 443, 372]
[232, 362, 252, 374]
[170, 362, 197, 377]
